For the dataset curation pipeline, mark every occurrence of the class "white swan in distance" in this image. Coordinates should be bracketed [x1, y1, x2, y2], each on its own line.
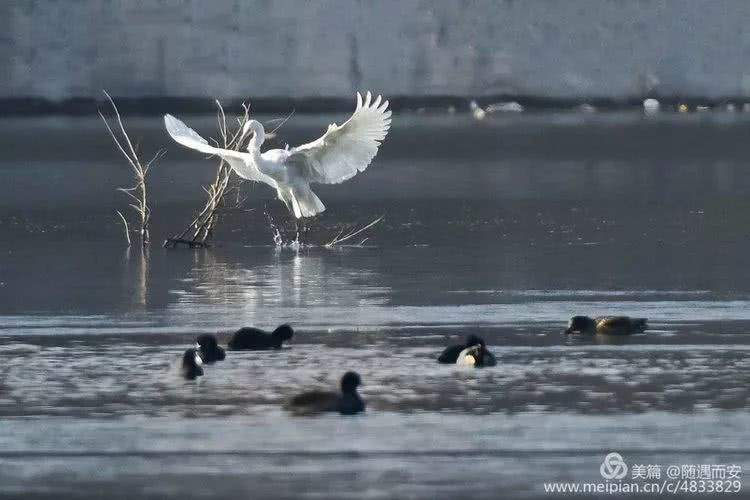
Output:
[164, 92, 391, 218]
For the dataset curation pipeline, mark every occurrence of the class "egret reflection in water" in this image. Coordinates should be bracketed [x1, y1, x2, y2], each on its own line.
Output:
[166, 249, 391, 330]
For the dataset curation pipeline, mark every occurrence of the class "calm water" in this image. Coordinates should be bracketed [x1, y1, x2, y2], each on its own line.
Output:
[1, 111, 749, 498]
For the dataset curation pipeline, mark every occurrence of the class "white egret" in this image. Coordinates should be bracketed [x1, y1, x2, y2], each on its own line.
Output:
[643, 98, 660, 114]
[485, 101, 524, 113]
[164, 92, 391, 218]
[469, 100, 486, 120]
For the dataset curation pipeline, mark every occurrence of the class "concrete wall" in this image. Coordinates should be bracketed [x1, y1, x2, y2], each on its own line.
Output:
[2, 0, 750, 100]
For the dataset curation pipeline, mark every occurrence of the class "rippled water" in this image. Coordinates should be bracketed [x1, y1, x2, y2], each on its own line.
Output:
[1, 112, 749, 498]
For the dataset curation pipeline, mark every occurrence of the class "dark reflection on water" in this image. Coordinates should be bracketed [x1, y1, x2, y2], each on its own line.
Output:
[1, 113, 750, 498]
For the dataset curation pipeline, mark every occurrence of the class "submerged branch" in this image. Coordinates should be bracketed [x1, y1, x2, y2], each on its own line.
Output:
[324, 216, 384, 247]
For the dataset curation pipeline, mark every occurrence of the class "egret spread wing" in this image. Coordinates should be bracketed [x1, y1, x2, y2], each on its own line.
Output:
[163, 114, 277, 186]
[288, 92, 391, 184]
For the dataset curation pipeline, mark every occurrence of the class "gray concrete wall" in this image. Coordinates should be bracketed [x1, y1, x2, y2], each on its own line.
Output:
[2, 0, 750, 100]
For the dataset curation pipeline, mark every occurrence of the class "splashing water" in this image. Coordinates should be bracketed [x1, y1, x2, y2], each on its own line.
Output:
[287, 231, 302, 250]
[264, 209, 284, 247]
[264, 208, 305, 249]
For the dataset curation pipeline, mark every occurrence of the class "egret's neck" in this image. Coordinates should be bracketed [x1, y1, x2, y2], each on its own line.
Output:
[248, 135, 264, 152]
[245, 121, 265, 156]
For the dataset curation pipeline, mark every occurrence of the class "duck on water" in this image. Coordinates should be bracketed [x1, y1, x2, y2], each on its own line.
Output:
[179, 348, 204, 380]
[284, 372, 365, 416]
[195, 334, 226, 363]
[455, 343, 497, 367]
[438, 334, 496, 366]
[227, 324, 294, 350]
[564, 316, 648, 336]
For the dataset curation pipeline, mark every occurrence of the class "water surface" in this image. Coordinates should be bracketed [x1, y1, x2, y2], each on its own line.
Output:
[1, 111, 749, 498]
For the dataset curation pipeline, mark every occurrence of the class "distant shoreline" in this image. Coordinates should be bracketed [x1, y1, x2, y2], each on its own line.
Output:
[1, 95, 747, 116]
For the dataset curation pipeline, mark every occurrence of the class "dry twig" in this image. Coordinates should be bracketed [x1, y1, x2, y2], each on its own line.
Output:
[99, 91, 162, 246]
[115, 210, 131, 246]
[324, 216, 384, 247]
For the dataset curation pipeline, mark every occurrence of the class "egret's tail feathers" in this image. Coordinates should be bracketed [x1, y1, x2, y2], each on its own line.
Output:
[292, 185, 326, 218]
[276, 189, 298, 217]
[276, 186, 324, 218]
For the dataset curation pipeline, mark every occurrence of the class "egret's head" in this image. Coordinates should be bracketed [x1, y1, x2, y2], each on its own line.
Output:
[241, 119, 265, 148]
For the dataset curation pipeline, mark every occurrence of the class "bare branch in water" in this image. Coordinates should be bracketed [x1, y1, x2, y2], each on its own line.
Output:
[164, 100, 251, 249]
[115, 210, 131, 246]
[99, 91, 157, 247]
[324, 216, 384, 247]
